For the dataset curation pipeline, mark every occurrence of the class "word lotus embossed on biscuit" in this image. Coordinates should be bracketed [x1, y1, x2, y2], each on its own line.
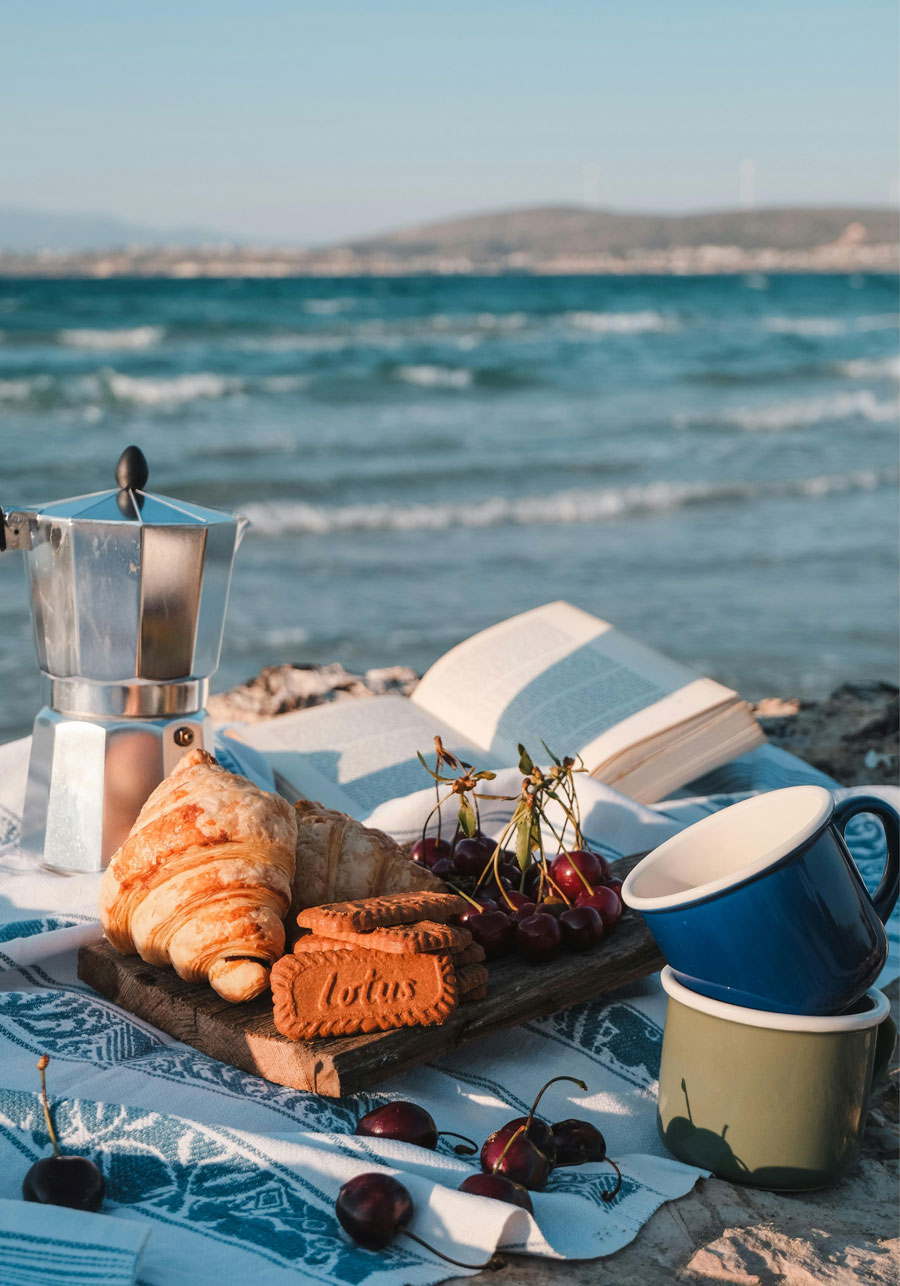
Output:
[271, 949, 458, 1039]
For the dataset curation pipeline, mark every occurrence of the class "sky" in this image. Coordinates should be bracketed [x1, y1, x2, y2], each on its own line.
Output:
[2, 0, 898, 245]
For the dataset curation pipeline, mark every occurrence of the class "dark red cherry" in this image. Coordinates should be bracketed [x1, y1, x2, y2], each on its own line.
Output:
[458, 1171, 534, 1213]
[523, 864, 544, 899]
[337, 1172, 413, 1249]
[535, 898, 567, 920]
[355, 1101, 476, 1154]
[409, 837, 453, 869]
[481, 1116, 556, 1170]
[515, 912, 561, 963]
[503, 889, 535, 912]
[23, 1155, 105, 1212]
[466, 910, 514, 959]
[575, 886, 622, 929]
[22, 1055, 105, 1212]
[550, 850, 605, 897]
[337, 1173, 500, 1267]
[551, 1119, 622, 1200]
[604, 878, 623, 899]
[485, 1132, 550, 1190]
[356, 1101, 437, 1149]
[559, 905, 603, 950]
[429, 857, 456, 880]
[455, 898, 495, 925]
[511, 901, 538, 924]
[452, 837, 493, 878]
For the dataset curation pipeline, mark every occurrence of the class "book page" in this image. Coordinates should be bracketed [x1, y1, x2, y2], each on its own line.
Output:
[230, 695, 486, 819]
[412, 601, 728, 765]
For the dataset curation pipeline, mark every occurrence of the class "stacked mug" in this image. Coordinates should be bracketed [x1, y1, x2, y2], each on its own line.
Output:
[622, 786, 899, 1190]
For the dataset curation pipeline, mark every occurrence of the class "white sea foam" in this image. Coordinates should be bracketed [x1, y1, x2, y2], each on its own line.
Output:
[392, 364, 472, 388]
[242, 468, 897, 538]
[764, 317, 847, 337]
[303, 298, 357, 315]
[676, 390, 897, 432]
[105, 371, 238, 405]
[566, 310, 675, 334]
[855, 314, 899, 331]
[836, 356, 900, 379]
[258, 375, 310, 393]
[0, 378, 31, 401]
[60, 325, 164, 349]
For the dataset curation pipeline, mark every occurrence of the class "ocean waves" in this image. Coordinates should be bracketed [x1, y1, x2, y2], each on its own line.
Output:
[676, 389, 898, 432]
[242, 468, 897, 538]
[59, 325, 165, 349]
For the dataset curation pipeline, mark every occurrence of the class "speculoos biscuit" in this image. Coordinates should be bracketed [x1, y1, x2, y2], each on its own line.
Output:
[296, 891, 467, 936]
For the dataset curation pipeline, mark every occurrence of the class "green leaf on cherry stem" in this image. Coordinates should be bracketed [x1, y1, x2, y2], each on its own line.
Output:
[517, 745, 534, 774]
[458, 800, 477, 837]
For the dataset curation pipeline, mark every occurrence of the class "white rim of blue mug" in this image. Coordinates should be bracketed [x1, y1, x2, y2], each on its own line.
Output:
[660, 966, 890, 1033]
[622, 784, 834, 912]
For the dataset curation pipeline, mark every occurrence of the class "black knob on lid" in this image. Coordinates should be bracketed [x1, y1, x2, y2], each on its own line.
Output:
[116, 445, 149, 492]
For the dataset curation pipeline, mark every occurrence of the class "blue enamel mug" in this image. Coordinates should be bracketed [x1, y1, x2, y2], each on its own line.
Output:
[622, 786, 899, 1015]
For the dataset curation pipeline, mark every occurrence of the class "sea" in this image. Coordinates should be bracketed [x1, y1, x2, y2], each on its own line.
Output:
[0, 273, 897, 742]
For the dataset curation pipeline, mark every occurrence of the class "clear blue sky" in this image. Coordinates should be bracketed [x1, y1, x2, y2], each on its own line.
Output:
[2, 0, 897, 244]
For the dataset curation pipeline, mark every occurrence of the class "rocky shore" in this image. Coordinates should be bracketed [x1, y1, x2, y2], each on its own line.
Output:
[210, 662, 899, 1284]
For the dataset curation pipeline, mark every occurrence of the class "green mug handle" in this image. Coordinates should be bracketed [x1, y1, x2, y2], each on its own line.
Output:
[832, 794, 900, 924]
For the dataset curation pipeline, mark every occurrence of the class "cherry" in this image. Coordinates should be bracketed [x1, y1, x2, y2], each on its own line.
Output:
[466, 910, 514, 959]
[337, 1173, 501, 1268]
[457, 895, 498, 925]
[410, 837, 453, 869]
[458, 1172, 534, 1213]
[22, 1056, 104, 1212]
[481, 1076, 587, 1189]
[558, 905, 603, 950]
[535, 898, 567, 920]
[510, 901, 538, 925]
[503, 889, 535, 912]
[523, 864, 544, 899]
[429, 857, 457, 880]
[604, 878, 624, 899]
[575, 886, 622, 930]
[355, 1101, 476, 1154]
[515, 912, 562, 964]
[453, 837, 494, 878]
[552, 1119, 622, 1200]
[550, 850, 605, 897]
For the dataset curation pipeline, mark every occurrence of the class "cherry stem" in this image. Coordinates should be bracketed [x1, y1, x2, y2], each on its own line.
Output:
[525, 1075, 588, 1135]
[37, 1055, 61, 1158]
[491, 1124, 525, 1175]
[401, 1228, 503, 1270]
[602, 1157, 623, 1202]
[439, 1130, 478, 1155]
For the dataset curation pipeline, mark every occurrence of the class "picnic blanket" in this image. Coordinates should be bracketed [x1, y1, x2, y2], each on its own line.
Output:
[0, 732, 896, 1286]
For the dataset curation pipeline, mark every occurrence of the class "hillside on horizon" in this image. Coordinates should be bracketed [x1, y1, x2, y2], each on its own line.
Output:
[345, 204, 899, 258]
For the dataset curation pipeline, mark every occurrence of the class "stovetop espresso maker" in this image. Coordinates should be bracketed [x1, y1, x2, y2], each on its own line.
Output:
[0, 446, 248, 872]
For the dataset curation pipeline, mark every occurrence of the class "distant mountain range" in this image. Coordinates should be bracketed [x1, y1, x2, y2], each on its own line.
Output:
[0, 207, 228, 253]
[346, 205, 899, 257]
[1, 203, 897, 256]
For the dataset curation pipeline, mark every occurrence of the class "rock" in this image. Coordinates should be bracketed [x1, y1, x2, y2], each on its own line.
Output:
[208, 662, 419, 723]
[754, 682, 899, 787]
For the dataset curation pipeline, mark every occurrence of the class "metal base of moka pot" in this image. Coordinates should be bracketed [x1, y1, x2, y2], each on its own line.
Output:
[20, 678, 212, 873]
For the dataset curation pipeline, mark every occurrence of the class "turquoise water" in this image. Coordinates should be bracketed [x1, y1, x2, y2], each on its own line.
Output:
[0, 273, 897, 740]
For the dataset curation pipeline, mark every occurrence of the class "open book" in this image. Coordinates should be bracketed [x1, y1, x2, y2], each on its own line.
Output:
[230, 602, 764, 817]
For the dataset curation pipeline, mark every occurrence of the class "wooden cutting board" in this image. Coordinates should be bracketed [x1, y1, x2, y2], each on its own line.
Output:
[78, 853, 662, 1098]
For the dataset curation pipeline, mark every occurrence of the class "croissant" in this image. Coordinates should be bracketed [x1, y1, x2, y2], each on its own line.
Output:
[99, 748, 298, 1003]
[287, 799, 444, 945]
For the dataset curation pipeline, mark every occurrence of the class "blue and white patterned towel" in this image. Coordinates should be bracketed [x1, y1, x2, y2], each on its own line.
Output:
[0, 735, 896, 1285]
[0, 1197, 149, 1286]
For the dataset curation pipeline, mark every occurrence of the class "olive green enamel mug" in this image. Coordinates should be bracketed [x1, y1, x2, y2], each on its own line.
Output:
[657, 967, 894, 1190]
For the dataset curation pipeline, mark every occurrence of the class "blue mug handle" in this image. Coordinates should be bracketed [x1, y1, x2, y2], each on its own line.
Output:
[832, 794, 900, 924]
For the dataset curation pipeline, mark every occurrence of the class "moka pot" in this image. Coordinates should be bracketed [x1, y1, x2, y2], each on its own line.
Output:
[0, 446, 248, 871]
